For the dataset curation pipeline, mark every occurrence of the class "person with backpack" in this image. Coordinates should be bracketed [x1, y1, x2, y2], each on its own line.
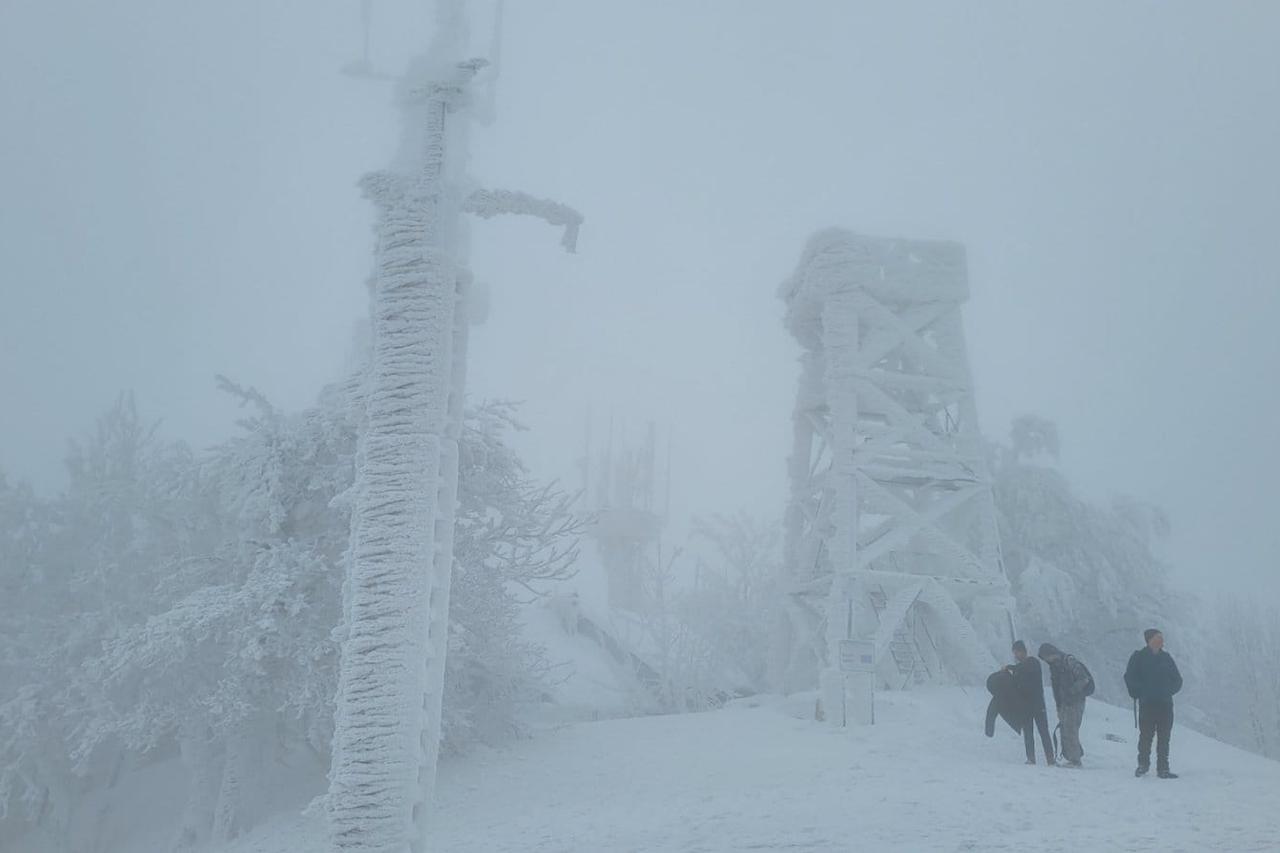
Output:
[1007, 640, 1055, 765]
[1124, 627, 1183, 779]
[1037, 642, 1094, 767]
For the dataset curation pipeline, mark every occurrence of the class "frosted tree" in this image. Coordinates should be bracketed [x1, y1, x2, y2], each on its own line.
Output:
[327, 2, 580, 850]
[83, 381, 353, 850]
[0, 475, 70, 843]
[619, 538, 764, 714]
[0, 472, 50, 722]
[1201, 596, 1280, 758]
[443, 401, 582, 753]
[0, 376, 581, 849]
[0, 396, 212, 850]
[991, 418, 1191, 705]
[681, 512, 782, 694]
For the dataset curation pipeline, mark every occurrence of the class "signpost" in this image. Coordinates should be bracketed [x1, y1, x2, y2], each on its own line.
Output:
[839, 639, 876, 725]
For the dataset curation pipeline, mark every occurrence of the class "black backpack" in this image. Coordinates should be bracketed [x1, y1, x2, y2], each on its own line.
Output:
[1071, 656, 1095, 697]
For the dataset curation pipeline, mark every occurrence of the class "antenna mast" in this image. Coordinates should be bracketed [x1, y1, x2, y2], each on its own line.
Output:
[328, 3, 582, 852]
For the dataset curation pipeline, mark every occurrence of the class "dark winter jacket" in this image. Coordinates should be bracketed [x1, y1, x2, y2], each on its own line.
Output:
[1038, 643, 1094, 708]
[985, 669, 1026, 736]
[1124, 647, 1183, 706]
[1010, 655, 1048, 714]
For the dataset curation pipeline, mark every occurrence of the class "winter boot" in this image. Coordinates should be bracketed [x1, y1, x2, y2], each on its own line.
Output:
[1157, 769, 1178, 779]
[1135, 764, 1149, 777]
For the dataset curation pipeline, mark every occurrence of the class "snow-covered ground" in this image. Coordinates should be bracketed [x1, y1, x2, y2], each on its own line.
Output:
[218, 688, 1280, 853]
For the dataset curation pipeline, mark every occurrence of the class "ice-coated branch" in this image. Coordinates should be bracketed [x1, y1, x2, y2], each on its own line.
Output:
[463, 189, 583, 253]
[215, 374, 278, 426]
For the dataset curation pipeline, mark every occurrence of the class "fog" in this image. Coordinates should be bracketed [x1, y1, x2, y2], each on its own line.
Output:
[5, 3, 1280, 851]
[4, 2, 1276, 604]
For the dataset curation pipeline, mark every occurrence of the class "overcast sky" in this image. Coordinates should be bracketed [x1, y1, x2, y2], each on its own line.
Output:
[2, 0, 1277, 603]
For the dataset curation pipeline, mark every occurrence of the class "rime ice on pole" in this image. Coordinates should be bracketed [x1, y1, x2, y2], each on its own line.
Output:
[327, 3, 580, 851]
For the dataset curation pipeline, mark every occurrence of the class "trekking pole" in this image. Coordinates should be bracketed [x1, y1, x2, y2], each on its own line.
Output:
[1133, 699, 1138, 729]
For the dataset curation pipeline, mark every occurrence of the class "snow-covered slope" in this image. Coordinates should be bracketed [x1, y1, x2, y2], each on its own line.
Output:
[218, 688, 1279, 853]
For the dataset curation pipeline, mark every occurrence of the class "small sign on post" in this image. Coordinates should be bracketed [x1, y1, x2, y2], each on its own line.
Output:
[838, 639, 876, 725]
[839, 639, 876, 673]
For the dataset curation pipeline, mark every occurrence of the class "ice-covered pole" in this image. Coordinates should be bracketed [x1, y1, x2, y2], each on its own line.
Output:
[326, 4, 473, 852]
[327, 2, 580, 851]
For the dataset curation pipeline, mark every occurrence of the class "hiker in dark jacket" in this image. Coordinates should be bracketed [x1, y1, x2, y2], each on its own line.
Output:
[1124, 628, 1183, 779]
[1038, 642, 1094, 767]
[1006, 640, 1054, 765]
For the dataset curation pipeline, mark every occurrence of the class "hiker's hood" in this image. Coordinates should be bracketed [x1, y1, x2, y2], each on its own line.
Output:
[1037, 643, 1063, 662]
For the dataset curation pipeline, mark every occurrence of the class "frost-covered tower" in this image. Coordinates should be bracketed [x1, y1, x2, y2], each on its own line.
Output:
[328, 2, 581, 851]
[774, 230, 1013, 707]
